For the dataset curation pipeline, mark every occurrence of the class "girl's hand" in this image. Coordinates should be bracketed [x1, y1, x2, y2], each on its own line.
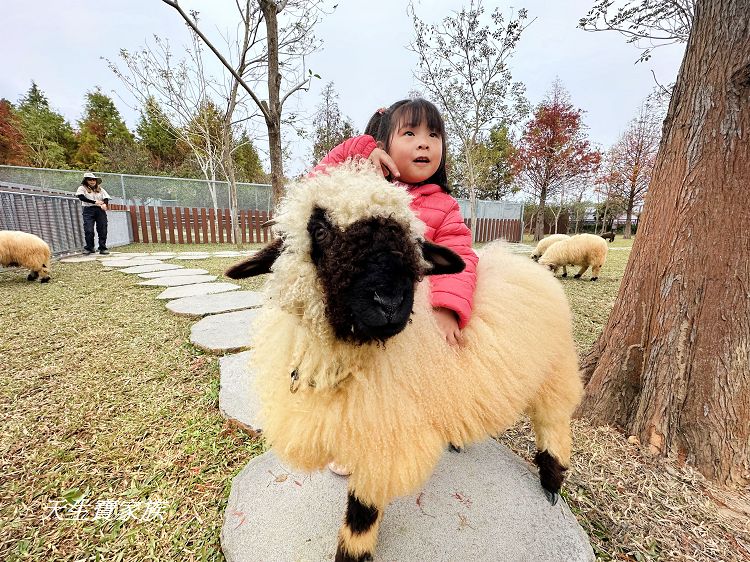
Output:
[100, 204, 108, 211]
[433, 307, 463, 347]
[368, 148, 400, 179]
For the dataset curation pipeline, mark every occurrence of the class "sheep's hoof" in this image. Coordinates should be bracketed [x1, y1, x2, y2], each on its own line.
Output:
[449, 443, 463, 453]
[561, 273, 567, 278]
[573, 274, 582, 279]
[40, 277, 50, 283]
[543, 489, 559, 506]
[27, 272, 38, 281]
[591, 277, 598, 281]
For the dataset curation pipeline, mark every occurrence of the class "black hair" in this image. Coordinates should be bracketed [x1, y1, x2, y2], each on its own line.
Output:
[365, 98, 450, 192]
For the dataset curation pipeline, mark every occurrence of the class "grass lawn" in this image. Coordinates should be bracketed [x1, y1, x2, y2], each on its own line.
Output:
[1, 241, 747, 561]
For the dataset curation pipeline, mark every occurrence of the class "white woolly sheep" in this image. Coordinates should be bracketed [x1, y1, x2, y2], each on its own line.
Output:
[530, 233, 570, 262]
[0, 231, 51, 283]
[538, 233, 608, 281]
[225, 164, 582, 562]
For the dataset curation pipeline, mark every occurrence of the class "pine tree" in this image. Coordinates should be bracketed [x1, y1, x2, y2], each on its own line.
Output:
[74, 87, 133, 169]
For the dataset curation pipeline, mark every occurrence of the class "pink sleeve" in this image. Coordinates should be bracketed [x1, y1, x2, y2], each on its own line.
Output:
[310, 135, 378, 175]
[428, 199, 478, 329]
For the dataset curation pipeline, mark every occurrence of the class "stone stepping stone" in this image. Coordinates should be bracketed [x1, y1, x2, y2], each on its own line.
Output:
[138, 268, 209, 279]
[174, 254, 210, 260]
[139, 274, 217, 287]
[221, 439, 594, 562]
[165, 290, 264, 317]
[213, 251, 243, 257]
[149, 252, 177, 258]
[189, 309, 257, 353]
[100, 258, 163, 268]
[111, 252, 152, 258]
[218, 351, 261, 430]
[120, 263, 184, 274]
[60, 256, 98, 263]
[157, 282, 240, 300]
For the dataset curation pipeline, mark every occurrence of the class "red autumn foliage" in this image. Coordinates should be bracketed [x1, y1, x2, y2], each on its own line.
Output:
[0, 99, 29, 165]
[513, 84, 601, 240]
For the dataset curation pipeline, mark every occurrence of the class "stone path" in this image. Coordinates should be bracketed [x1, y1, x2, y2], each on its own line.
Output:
[65, 246, 593, 561]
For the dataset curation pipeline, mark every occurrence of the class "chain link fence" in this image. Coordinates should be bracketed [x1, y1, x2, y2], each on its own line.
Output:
[0, 165, 272, 211]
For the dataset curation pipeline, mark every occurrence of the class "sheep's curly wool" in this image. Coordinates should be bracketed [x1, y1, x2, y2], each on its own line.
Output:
[0, 230, 51, 282]
[538, 233, 609, 280]
[247, 164, 582, 508]
[531, 233, 570, 260]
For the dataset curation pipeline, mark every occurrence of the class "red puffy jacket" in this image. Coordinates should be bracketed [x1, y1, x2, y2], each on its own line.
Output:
[312, 135, 478, 328]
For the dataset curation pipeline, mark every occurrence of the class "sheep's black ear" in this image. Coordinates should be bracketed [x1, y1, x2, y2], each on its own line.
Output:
[421, 240, 465, 276]
[225, 238, 283, 278]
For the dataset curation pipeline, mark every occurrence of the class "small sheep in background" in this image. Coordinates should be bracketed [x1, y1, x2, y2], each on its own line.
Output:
[0, 231, 51, 283]
[530, 233, 570, 276]
[600, 231, 615, 242]
[539, 233, 608, 281]
[226, 164, 582, 562]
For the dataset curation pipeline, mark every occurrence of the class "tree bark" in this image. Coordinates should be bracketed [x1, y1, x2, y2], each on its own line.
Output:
[534, 182, 548, 241]
[577, 0, 750, 485]
[261, 0, 285, 208]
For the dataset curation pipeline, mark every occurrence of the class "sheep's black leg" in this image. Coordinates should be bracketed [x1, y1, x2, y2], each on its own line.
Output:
[335, 492, 380, 562]
[534, 450, 567, 506]
[27, 271, 39, 281]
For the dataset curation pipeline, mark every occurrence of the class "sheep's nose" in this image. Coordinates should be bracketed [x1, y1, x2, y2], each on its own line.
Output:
[373, 291, 403, 319]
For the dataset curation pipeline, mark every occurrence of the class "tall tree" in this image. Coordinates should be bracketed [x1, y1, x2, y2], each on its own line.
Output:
[409, 0, 530, 239]
[233, 131, 267, 183]
[0, 99, 28, 165]
[311, 81, 357, 164]
[136, 97, 182, 170]
[16, 82, 77, 169]
[599, 101, 662, 237]
[577, 0, 750, 485]
[160, 0, 328, 208]
[513, 81, 601, 240]
[579, 0, 695, 62]
[74, 88, 134, 169]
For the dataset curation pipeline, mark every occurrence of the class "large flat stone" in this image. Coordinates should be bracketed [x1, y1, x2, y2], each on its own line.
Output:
[119, 263, 184, 274]
[165, 291, 265, 317]
[173, 253, 210, 260]
[213, 251, 243, 257]
[60, 256, 98, 263]
[189, 309, 257, 353]
[100, 258, 163, 267]
[218, 351, 261, 429]
[221, 440, 594, 562]
[138, 274, 217, 287]
[156, 282, 240, 300]
[138, 268, 209, 279]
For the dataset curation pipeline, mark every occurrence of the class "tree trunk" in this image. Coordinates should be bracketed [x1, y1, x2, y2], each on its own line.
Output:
[577, 0, 750, 485]
[261, 0, 285, 208]
[534, 183, 548, 241]
[624, 205, 633, 239]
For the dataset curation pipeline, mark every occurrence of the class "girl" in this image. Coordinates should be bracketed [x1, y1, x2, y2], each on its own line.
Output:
[313, 98, 478, 346]
[76, 172, 111, 255]
[313, 99, 479, 476]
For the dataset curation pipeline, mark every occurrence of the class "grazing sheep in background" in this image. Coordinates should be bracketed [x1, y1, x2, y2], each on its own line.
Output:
[600, 231, 615, 242]
[530, 233, 569, 262]
[225, 164, 582, 562]
[0, 231, 51, 283]
[538, 233, 608, 281]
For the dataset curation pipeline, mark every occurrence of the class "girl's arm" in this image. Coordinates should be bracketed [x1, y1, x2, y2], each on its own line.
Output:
[311, 135, 378, 174]
[429, 199, 479, 329]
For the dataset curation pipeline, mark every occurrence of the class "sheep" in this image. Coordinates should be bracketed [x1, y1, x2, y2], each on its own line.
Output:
[538, 233, 608, 281]
[600, 231, 615, 242]
[0, 230, 51, 283]
[225, 164, 582, 562]
[530, 233, 571, 274]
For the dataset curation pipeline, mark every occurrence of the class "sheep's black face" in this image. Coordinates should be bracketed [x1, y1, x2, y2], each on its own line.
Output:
[307, 207, 422, 344]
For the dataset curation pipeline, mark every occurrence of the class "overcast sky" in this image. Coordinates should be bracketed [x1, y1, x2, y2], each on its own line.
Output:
[1, 0, 686, 176]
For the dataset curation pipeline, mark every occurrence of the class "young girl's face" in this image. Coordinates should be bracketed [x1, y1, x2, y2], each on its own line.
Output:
[387, 120, 442, 184]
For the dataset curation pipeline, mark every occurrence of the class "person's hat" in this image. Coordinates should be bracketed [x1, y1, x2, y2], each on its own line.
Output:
[82, 172, 102, 185]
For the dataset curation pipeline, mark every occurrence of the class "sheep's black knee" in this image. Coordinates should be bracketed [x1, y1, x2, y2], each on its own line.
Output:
[345, 493, 378, 535]
[573, 273, 582, 279]
[591, 276, 598, 281]
[27, 271, 39, 281]
[534, 450, 567, 493]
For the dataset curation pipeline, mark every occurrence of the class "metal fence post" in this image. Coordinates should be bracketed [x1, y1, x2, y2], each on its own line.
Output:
[120, 174, 127, 200]
[519, 201, 525, 242]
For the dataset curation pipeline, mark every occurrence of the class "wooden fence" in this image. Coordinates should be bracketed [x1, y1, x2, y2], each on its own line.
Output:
[109, 204, 273, 245]
[465, 217, 522, 243]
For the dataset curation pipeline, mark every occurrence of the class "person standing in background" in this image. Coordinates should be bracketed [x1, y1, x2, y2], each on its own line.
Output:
[76, 172, 110, 255]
